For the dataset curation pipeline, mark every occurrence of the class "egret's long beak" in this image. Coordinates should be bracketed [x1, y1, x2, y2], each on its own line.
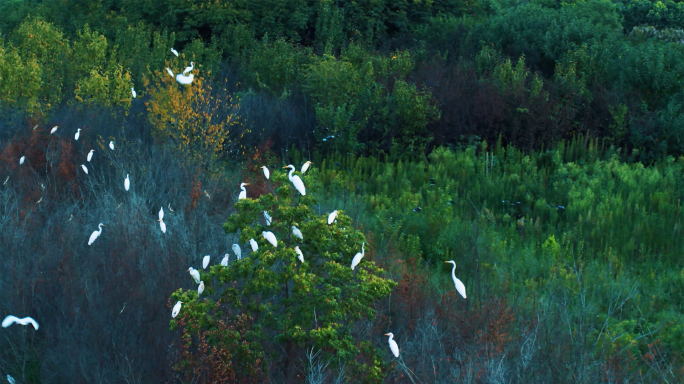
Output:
[282, 166, 288, 169]
[384, 333, 389, 336]
[444, 261, 449, 264]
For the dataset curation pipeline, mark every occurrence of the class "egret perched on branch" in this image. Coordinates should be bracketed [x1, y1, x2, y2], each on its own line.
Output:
[166, 68, 174, 77]
[250, 238, 258, 252]
[295, 246, 304, 263]
[182, 62, 194, 75]
[188, 267, 200, 284]
[238, 183, 249, 199]
[172, 301, 182, 318]
[75, 128, 81, 141]
[283, 165, 306, 195]
[81, 164, 88, 174]
[328, 210, 338, 225]
[87, 150, 94, 162]
[262, 231, 277, 247]
[221, 254, 229, 266]
[131, 87, 136, 98]
[50, 126, 58, 134]
[385, 333, 400, 357]
[445, 260, 467, 299]
[198, 281, 204, 295]
[2, 316, 39, 330]
[202, 256, 211, 269]
[88, 223, 105, 245]
[176, 73, 194, 85]
[261, 166, 270, 180]
[109, 141, 115, 150]
[158, 207, 166, 233]
[301, 161, 313, 174]
[19, 156, 25, 165]
[171, 48, 179, 57]
[124, 174, 130, 191]
[351, 242, 365, 270]
[292, 225, 303, 240]
[232, 244, 242, 260]
[263, 211, 272, 226]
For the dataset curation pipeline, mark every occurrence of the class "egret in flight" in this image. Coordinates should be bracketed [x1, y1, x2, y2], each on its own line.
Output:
[238, 183, 249, 199]
[171, 48, 179, 57]
[445, 260, 467, 299]
[221, 254, 229, 266]
[232, 244, 242, 260]
[124, 174, 130, 191]
[249, 238, 258, 252]
[188, 267, 200, 284]
[301, 161, 313, 174]
[81, 164, 88, 174]
[75, 128, 81, 141]
[176, 73, 194, 85]
[385, 333, 400, 357]
[292, 225, 303, 240]
[50, 126, 58, 134]
[182, 62, 194, 75]
[131, 87, 136, 99]
[87, 150, 94, 162]
[2, 316, 39, 330]
[261, 166, 270, 180]
[158, 207, 166, 233]
[109, 141, 115, 150]
[88, 223, 105, 245]
[19, 156, 25, 165]
[202, 255, 211, 269]
[263, 211, 272, 226]
[283, 165, 306, 195]
[263, 231, 277, 247]
[351, 242, 365, 270]
[198, 281, 204, 295]
[328, 210, 338, 225]
[172, 301, 182, 318]
[295, 246, 304, 263]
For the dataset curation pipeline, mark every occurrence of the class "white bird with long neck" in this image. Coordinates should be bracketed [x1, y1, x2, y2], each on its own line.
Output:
[351, 242, 365, 270]
[238, 183, 249, 199]
[301, 161, 313, 174]
[262, 231, 277, 247]
[2, 315, 39, 330]
[263, 211, 272, 226]
[202, 255, 211, 269]
[87, 149, 94, 162]
[170, 48, 179, 57]
[88, 223, 105, 245]
[385, 332, 399, 357]
[261, 166, 270, 179]
[172, 301, 182, 318]
[221, 254, 229, 266]
[249, 238, 258, 252]
[445, 260, 467, 299]
[75, 128, 81, 141]
[292, 225, 303, 240]
[188, 267, 201, 284]
[328, 210, 338, 225]
[182, 62, 194, 75]
[232, 244, 242, 260]
[158, 207, 166, 233]
[282, 165, 306, 195]
[295, 246, 304, 263]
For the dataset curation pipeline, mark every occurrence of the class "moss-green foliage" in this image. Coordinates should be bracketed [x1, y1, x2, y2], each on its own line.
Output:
[170, 168, 396, 381]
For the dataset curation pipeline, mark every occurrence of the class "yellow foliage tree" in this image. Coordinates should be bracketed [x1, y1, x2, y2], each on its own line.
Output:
[143, 67, 244, 175]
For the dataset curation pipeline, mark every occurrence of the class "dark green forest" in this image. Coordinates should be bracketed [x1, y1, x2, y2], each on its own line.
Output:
[0, 0, 683, 382]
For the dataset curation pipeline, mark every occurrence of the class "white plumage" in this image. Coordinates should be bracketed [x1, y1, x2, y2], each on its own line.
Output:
[81, 164, 88, 174]
[172, 301, 182, 318]
[328, 210, 338, 225]
[351, 242, 365, 270]
[176, 73, 194, 85]
[250, 238, 258, 252]
[263, 211, 272, 226]
[232, 244, 242, 260]
[2, 315, 39, 330]
[50, 126, 58, 134]
[88, 223, 105, 245]
[75, 128, 81, 141]
[87, 149, 94, 162]
[131, 87, 136, 98]
[7, 374, 16, 384]
[221, 254, 229, 266]
[238, 182, 249, 199]
[170, 48, 179, 57]
[109, 141, 115, 150]
[295, 246, 304, 263]
[202, 255, 211, 269]
[19, 156, 25, 165]
[292, 225, 303, 240]
[445, 260, 467, 299]
[158, 207, 166, 233]
[262, 231, 277, 247]
[261, 165, 270, 179]
[124, 174, 130, 191]
[198, 281, 204, 296]
[166, 68, 174, 77]
[385, 333, 400, 357]
[301, 161, 313, 174]
[182, 62, 194, 75]
[188, 267, 200, 284]
[283, 165, 306, 195]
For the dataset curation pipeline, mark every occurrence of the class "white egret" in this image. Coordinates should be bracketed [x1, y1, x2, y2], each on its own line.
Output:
[50, 126, 58, 134]
[19, 156, 25, 165]
[249, 238, 258, 252]
[351, 242, 365, 270]
[109, 141, 115, 150]
[188, 267, 201, 284]
[182, 62, 194, 75]
[328, 210, 338, 225]
[87, 149, 94, 162]
[295, 246, 304, 263]
[158, 207, 166, 233]
[263, 211, 272, 226]
[7, 374, 16, 384]
[131, 87, 136, 98]
[75, 128, 81, 141]
[292, 225, 303, 240]
[198, 281, 204, 295]
[232, 244, 241, 260]
[81, 164, 88, 174]
[283, 165, 306, 195]
[238, 182, 250, 199]
[171, 48, 179, 57]
[202, 255, 211, 269]
[88, 223, 105, 245]
[2, 316, 39, 330]
[124, 174, 130, 191]
[301, 161, 313, 174]
[176, 73, 194, 85]
[445, 260, 467, 299]
[172, 301, 182, 318]
[221, 254, 229, 266]
[385, 333, 400, 357]
[166, 68, 174, 77]
[261, 165, 270, 179]
[204, 190, 211, 199]
[262, 231, 277, 247]
[168, 203, 174, 212]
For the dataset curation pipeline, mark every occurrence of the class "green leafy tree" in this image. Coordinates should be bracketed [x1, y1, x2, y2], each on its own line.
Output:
[169, 168, 396, 382]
